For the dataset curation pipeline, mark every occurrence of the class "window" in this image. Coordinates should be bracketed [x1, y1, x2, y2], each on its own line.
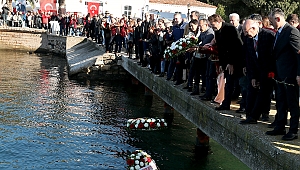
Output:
[124, 5, 132, 17]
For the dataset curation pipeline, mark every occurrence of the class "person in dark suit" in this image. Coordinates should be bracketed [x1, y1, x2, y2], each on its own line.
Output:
[239, 19, 275, 124]
[205, 14, 243, 110]
[265, 8, 300, 141]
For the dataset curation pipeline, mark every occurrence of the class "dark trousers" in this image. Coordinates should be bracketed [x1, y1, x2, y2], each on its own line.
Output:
[248, 78, 273, 120]
[204, 60, 217, 98]
[175, 55, 185, 83]
[274, 79, 299, 134]
[138, 41, 145, 66]
[167, 58, 176, 80]
[239, 76, 249, 110]
[115, 34, 122, 52]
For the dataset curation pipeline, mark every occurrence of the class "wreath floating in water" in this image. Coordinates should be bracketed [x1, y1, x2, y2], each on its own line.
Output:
[126, 118, 168, 131]
[127, 150, 158, 170]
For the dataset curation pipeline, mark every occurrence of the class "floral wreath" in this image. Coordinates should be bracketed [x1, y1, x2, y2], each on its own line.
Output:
[126, 118, 168, 130]
[164, 34, 198, 60]
[127, 150, 158, 170]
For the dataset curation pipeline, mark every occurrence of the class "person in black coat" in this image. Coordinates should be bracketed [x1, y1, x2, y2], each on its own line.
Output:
[266, 8, 300, 141]
[239, 19, 275, 124]
[205, 14, 243, 111]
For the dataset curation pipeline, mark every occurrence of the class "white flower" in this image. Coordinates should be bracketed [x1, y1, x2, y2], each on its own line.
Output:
[140, 162, 144, 167]
[147, 119, 151, 122]
[164, 123, 167, 126]
[131, 154, 135, 157]
[135, 165, 140, 170]
[135, 160, 139, 164]
[157, 123, 161, 127]
[175, 45, 178, 49]
[135, 124, 138, 128]
[136, 120, 140, 124]
[127, 123, 130, 127]
[140, 119, 145, 123]
[187, 41, 190, 44]
[161, 119, 165, 122]
[128, 119, 133, 122]
[151, 118, 155, 122]
[136, 156, 140, 160]
[137, 153, 142, 157]
[130, 167, 135, 170]
[144, 123, 149, 128]
[178, 46, 182, 50]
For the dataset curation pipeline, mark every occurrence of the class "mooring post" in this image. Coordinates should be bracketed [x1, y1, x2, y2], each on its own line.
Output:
[195, 128, 209, 156]
[131, 77, 139, 85]
[163, 102, 174, 125]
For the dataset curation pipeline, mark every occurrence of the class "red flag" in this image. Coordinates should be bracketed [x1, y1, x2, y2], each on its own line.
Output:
[40, 0, 57, 13]
[88, 2, 99, 17]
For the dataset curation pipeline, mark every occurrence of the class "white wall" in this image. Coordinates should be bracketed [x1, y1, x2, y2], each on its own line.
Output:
[102, 0, 147, 18]
[149, 3, 216, 19]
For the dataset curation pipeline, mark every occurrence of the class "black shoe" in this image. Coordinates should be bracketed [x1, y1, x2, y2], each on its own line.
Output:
[265, 130, 286, 136]
[201, 88, 206, 93]
[282, 132, 298, 141]
[239, 117, 257, 124]
[158, 73, 164, 77]
[174, 81, 183, 85]
[210, 100, 218, 104]
[267, 122, 277, 128]
[201, 97, 211, 101]
[261, 113, 269, 121]
[235, 108, 246, 113]
[190, 91, 199, 95]
[215, 105, 230, 110]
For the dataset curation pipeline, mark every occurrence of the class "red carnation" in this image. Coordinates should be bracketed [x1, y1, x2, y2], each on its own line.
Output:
[160, 122, 165, 127]
[140, 158, 145, 163]
[149, 122, 156, 128]
[268, 72, 275, 79]
[138, 123, 144, 129]
[176, 61, 180, 65]
[182, 42, 187, 48]
[127, 159, 134, 166]
[130, 124, 135, 129]
[172, 50, 177, 54]
[147, 157, 152, 163]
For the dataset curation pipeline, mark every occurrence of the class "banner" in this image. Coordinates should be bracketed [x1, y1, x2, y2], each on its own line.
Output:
[40, 0, 57, 13]
[88, 2, 100, 17]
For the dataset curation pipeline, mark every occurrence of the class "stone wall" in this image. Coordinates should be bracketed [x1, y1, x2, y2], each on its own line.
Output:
[0, 27, 85, 56]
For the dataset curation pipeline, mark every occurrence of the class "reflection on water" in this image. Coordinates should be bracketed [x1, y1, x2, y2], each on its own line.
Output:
[0, 51, 248, 170]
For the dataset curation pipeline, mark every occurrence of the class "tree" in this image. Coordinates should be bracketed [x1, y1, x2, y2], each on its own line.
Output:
[206, 0, 300, 19]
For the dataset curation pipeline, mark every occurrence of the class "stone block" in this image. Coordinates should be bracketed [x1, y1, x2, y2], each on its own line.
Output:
[101, 65, 111, 71]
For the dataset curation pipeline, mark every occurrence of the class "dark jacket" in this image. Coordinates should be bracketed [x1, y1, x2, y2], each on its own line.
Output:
[273, 23, 300, 80]
[214, 22, 243, 69]
[245, 28, 275, 80]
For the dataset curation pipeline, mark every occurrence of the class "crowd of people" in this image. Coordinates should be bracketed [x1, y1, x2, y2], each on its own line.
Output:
[1, 3, 300, 141]
[114, 9, 300, 142]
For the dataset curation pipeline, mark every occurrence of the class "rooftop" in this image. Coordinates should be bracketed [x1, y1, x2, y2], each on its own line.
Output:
[149, 0, 217, 8]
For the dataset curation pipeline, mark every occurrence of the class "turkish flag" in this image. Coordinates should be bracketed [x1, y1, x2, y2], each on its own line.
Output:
[40, 0, 57, 13]
[88, 2, 100, 17]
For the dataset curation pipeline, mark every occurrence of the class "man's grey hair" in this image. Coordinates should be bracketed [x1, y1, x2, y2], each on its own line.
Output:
[269, 8, 285, 18]
[191, 11, 201, 19]
[229, 13, 240, 21]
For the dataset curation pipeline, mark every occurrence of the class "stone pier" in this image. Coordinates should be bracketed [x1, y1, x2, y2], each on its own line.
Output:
[121, 56, 300, 170]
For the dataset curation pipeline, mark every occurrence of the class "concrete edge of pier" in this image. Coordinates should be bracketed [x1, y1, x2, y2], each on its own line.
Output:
[121, 55, 300, 170]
